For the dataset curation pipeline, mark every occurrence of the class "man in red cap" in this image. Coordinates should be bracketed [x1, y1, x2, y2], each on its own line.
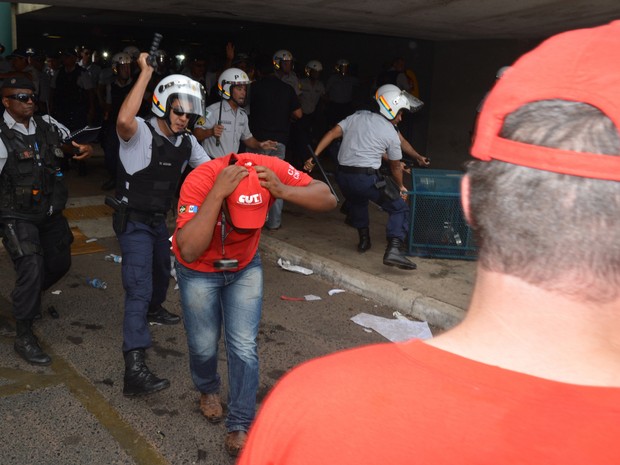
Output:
[172, 152, 336, 456]
[237, 20, 620, 465]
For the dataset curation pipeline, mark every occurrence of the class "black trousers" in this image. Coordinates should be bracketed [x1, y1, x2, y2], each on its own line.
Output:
[2, 215, 73, 320]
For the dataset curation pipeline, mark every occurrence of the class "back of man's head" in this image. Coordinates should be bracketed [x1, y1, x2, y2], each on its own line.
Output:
[469, 21, 620, 303]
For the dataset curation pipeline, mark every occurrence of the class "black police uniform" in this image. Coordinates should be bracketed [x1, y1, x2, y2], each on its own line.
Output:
[113, 121, 191, 354]
[0, 116, 73, 321]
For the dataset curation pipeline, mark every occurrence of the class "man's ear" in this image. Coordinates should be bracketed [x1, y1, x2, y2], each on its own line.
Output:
[461, 174, 472, 226]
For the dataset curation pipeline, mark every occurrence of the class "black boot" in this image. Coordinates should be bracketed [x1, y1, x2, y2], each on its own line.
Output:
[147, 304, 181, 325]
[14, 320, 52, 366]
[123, 349, 170, 397]
[357, 228, 371, 252]
[383, 238, 417, 270]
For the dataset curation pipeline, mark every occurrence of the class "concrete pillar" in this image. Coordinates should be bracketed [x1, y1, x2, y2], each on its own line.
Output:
[0, 2, 14, 53]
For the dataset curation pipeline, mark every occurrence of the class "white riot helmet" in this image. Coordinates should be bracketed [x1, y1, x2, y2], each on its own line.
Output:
[273, 49, 293, 70]
[218, 67, 252, 101]
[123, 45, 140, 61]
[304, 60, 323, 77]
[112, 52, 131, 65]
[335, 58, 350, 75]
[374, 84, 424, 120]
[111, 52, 132, 74]
[152, 74, 206, 123]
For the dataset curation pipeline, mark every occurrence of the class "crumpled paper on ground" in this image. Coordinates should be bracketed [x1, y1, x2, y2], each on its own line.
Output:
[350, 311, 432, 342]
[277, 258, 313, 275]
[280, 294, 322, 301]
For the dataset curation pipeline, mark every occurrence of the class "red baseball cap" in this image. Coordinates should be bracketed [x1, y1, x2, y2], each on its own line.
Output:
[471, 20, 620, 181]
[226, 158, 271, 229]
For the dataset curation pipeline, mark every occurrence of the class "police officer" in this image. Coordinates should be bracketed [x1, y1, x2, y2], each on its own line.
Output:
[273, 49, 300, 95]
[193, 67, 276, 158]
[0, 76, 93, 365]
[305, 84, 424, 270]
[113, 52, 211, 396]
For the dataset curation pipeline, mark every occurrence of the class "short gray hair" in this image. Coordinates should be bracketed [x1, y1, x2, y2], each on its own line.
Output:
[467, 100, 620, 302]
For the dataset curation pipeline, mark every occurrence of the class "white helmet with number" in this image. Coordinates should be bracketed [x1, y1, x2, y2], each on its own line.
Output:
[122, 45, 140, 60]
[374, 84, 424, 120]
[152, 74, 206, 120]
[304, 60, 323, 77]
[218, 67, 252, 100]
[273, 49, 293, 70]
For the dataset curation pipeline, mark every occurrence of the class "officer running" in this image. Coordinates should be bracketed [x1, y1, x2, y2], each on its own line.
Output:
[305, 84, 425, 269]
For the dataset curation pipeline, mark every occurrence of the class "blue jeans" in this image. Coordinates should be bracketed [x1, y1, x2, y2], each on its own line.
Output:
[117, 220, 171, 352]
[175, 253, 263, 432]
[256, 143, 286, 229]
[336, 171, 410, 241]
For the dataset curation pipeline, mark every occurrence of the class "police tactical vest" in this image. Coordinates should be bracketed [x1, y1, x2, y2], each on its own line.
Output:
[116, 121, 192, 214]
[0, 116, 67, 221]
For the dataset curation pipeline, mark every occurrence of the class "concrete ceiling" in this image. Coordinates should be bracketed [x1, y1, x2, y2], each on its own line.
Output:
[18, 1, 620, 41]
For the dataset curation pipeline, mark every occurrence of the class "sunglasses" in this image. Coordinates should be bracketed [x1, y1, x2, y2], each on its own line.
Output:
[6, 93, 37, 103]
[170, 107, 193, 118]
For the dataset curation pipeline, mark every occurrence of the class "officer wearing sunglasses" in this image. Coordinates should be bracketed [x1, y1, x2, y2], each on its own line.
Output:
[0, 76, 93, 366]
[112, 52, 211, 398]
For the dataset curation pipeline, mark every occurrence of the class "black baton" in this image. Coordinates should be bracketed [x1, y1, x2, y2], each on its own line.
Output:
[307, 145, 340, 203]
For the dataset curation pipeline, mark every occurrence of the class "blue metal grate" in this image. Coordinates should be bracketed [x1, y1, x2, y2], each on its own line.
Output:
[406, 169, 477, 260]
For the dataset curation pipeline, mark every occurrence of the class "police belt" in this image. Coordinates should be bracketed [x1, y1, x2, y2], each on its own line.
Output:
[338, 165, 379, 175]
[127, 209, 167, 227]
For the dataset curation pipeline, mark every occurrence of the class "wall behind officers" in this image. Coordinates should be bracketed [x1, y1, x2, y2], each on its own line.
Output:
[112, 53, 211, 397]
[0, 76, 93, 366]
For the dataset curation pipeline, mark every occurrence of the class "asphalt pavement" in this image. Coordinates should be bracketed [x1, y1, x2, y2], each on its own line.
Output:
[0, 153, 476, 465]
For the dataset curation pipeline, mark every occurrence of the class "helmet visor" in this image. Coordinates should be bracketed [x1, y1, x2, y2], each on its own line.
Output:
[169, 91, 205, 119]
[402, 91, 424, 113]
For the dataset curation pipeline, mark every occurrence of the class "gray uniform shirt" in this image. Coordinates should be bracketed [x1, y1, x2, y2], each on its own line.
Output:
[337, 111, 401, 169]
[279, 72, 301, 95]
[0, 112, 70, 172]
[118, 116, 210, 181]
[299, 78, 325, 115]
[196, 101, 252, 158]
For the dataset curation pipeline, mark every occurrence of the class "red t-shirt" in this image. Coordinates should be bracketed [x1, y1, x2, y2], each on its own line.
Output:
[238, 339, 620, 465]
[172, 153, 312, 272]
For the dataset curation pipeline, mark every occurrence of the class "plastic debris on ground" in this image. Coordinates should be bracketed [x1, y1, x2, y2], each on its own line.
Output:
[105, 253, 122, 263]
[85, 238, 98, 243]
[277, 258, 313, 275]
[281, 294, 322, 301]
[169, 255, 179, 290]
[350, 311, 433, 342]
[51, 290, 62, 295]
[328, 289, 346, 296]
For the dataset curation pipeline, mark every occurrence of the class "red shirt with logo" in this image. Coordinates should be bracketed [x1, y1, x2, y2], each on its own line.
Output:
[172, 153, 312, 272]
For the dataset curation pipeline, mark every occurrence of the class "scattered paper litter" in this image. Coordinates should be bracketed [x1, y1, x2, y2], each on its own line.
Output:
[280, 294, 322, 301]
[51, 290, 62, 295]
[277, 258, 313, 275]
[350, 312, 432, 342]
[85, 238, 98, 243]
[328, 289, 346, 296]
